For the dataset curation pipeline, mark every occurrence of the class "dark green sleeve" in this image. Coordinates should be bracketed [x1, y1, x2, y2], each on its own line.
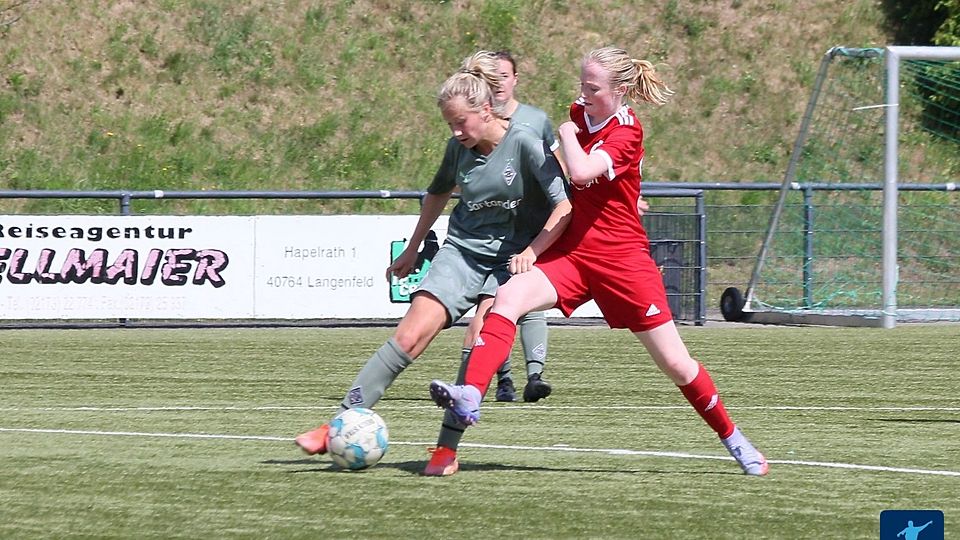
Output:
[514, 103, 558, 152]
[510, 131, 568, 243]
[520, 131, 568, 207]
[540, 116, 558, 152]
[427, 137, 460, 195]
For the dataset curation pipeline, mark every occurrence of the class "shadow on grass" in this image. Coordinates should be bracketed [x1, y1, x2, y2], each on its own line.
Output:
[872, 418, 960, 424]
[260, 458, 738, 476]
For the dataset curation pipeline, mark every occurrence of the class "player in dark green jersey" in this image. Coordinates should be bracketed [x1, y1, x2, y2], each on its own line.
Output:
[294, 51, 572, 459]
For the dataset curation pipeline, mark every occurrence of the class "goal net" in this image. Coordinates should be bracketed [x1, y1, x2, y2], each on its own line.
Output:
[730, 46, 960, 327]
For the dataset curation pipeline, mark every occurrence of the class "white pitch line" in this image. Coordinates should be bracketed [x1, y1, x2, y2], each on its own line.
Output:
[0, 427, 288, 442]
[456, 442, 960, 477]
[0, 406, 331, 412]
[1, 405, 958, 412]
[2, 427, 959, 478]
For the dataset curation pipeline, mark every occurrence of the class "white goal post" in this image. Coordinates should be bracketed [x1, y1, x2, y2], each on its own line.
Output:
[881, 46, 960, 328]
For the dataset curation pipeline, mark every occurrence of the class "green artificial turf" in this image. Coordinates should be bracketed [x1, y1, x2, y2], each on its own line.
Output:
[1, 325, 957, 539]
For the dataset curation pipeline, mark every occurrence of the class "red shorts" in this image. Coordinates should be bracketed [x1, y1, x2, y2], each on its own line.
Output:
[536, 247, 674, 332]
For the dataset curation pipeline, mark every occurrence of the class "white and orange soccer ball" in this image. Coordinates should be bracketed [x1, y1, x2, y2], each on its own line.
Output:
[326, 408, 389, 470]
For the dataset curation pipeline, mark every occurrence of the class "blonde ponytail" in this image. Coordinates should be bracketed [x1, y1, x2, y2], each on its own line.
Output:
[584, 47, 674, 106]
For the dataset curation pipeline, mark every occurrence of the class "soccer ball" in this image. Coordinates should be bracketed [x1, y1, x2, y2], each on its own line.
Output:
[326, 408, 389, 470]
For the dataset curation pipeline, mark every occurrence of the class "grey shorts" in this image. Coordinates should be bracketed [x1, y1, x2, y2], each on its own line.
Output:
[414, 242, 512, 328]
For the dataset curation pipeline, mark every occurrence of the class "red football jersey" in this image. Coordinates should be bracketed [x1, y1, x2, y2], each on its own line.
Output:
[553, 99, 649, 255]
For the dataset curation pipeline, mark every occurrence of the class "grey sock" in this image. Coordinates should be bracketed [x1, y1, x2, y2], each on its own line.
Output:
[456, 347, 470, 384]
[518, 311, 548, 378]
[497, 356, 513, 383]
[339, 337, 413, 412]
[436, 412, 468, 450]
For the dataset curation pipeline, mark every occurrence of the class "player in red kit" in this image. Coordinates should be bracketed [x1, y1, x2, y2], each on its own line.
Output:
[425, 46, 768, 477]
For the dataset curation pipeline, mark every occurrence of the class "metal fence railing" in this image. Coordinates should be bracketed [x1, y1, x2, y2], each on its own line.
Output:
[2, 182, 956, 326]
[0, 187, 707, 326]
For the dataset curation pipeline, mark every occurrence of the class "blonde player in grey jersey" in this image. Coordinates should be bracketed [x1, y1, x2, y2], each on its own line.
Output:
[294, 51, 572, 462]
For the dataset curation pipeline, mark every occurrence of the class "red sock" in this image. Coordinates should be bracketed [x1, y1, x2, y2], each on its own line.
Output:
[678, 363, 735, 439]
[464, 312, 516, 396]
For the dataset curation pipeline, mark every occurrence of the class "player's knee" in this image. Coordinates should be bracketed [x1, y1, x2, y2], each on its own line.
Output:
[392, 329, 424, 357]
[490, 303, 526, 323]
[662, 355, 699, 385]
[518, 311, 546, 325]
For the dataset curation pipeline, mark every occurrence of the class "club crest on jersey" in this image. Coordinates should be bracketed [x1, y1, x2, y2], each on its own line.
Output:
[502, 163, 517, 186]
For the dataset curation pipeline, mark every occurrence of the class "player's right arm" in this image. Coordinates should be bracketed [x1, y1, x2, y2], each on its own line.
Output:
[387, 191, 452, 280]
[559, 114, 642, 186]
[387, 138, 459, 280]
[558, 120, 606, 185]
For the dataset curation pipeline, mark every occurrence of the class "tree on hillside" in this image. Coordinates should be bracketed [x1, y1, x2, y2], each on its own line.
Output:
[881, 0, 950, 44]
[934, 0, 960, 45]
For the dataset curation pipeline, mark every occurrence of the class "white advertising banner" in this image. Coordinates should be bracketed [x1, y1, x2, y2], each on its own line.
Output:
[252, 215, 449, 318]
[0, 214, 601, 320]
[0, 215, 255, 319]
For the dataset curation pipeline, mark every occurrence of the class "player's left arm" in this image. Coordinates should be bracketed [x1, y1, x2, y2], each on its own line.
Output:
[512, 198, 571, 274]
[509, 137, 572, 275]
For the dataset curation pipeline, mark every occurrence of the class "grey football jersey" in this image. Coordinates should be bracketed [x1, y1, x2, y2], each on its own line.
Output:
[510, 103, 559, 152]
[428, 123, 568, 261]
